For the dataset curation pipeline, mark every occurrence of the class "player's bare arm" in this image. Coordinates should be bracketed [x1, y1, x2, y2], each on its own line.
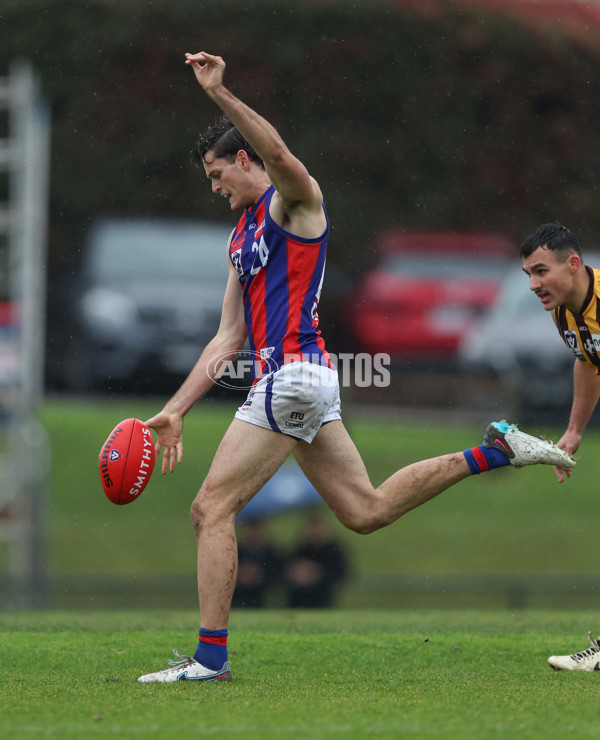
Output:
[146, 257, 247, 474]
[553, 360, 600, 482]
[185, 50, 326, 238]
[560, 361, 600, 449]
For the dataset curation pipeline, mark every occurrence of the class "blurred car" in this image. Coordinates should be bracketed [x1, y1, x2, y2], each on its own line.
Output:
[458, 258, 600, 412]
[53, 218, 233, 393]
[347, 231, 515, 363]
[0, 301, 20, 392]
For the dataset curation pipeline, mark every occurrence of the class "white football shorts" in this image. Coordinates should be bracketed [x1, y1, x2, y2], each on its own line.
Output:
[234, 360, 341, 443]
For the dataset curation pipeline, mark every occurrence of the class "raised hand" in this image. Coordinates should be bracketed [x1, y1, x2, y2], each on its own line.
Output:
[184, 51, 226, 92]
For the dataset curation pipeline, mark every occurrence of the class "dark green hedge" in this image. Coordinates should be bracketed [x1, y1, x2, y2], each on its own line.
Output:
[2, 0, 600, 279]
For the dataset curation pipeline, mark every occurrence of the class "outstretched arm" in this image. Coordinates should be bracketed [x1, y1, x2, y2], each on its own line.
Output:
[184, 51, 322, 214]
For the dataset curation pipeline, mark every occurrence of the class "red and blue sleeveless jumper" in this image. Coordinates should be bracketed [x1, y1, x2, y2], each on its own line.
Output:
[229, 185, 333, 381]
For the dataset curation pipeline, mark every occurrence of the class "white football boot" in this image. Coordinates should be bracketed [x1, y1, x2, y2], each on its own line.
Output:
[548, 633, 600, 672]
[138, 649, 231, 683]
[483, 420, 575, 469]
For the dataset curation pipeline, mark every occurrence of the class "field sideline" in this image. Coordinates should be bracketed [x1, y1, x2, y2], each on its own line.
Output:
[2, 608, 600, 738]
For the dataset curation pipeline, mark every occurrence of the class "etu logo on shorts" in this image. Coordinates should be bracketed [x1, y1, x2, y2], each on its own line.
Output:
[285, 411, 305, 429]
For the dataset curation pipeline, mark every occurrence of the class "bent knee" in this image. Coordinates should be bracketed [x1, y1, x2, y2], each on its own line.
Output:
[337, 510, 385, 535]
[190, 485, 241, 529]
[189, 492, 206, 532]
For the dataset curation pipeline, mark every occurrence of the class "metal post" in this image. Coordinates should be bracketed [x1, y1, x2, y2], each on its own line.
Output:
[0, 60, 51, 607]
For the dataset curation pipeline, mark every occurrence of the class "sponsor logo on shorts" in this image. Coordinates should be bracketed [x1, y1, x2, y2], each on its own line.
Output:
[285, 410, 305, 429]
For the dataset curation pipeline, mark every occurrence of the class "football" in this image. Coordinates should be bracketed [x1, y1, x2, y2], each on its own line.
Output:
[99, 418, 156, 505]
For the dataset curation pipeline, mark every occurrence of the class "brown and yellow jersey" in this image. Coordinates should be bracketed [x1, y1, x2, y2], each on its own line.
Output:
[553, 266, 600, 374]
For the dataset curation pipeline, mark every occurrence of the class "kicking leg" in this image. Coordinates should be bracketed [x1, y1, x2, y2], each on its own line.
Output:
[293, 419, 575, 535]
[292, 420, 471, 534]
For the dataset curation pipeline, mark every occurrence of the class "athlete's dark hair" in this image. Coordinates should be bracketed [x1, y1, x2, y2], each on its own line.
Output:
[520, 221, 582, 259]
[191, 114, 264, 169]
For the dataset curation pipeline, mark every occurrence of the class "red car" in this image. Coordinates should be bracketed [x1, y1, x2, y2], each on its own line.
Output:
[347, 231, 515, 362]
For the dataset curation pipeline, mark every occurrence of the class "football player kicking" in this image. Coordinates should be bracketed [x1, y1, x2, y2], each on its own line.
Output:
[137, 52, 574, 683]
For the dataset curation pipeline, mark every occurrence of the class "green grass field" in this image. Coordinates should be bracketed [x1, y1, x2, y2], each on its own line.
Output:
[2, 608, 600, 738]
[3, 398, 600, 737]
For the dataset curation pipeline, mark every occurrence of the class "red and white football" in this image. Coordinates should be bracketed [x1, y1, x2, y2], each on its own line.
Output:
[98, 418, 156, 505]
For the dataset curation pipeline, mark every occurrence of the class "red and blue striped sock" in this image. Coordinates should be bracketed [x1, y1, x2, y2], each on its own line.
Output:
[193, 627, 228, 670]
[463, 446, 510, 475]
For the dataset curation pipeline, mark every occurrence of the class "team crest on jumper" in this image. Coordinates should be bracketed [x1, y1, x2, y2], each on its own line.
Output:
[231, 247, 245, 283]
[564, 330, 584, 359]
[565, 330, 577, 350]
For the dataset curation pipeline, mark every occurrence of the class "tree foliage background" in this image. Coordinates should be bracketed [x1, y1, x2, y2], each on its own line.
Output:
[2, 0, 600, 279]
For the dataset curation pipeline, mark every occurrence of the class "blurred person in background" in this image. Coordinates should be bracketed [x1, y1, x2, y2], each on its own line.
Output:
[521, 221, 600, 671]
[232, 518, 282, 608]
[283, 513, 348, 609]
[137, 51, 574, 684]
